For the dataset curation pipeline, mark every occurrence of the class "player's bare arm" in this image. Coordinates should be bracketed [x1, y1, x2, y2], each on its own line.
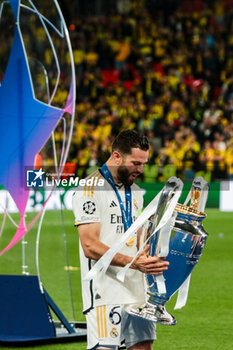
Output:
[78, 223, 169, 275]
[78, 222, 132, 267]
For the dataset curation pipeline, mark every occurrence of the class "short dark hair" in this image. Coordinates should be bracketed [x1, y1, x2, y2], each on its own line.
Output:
[112, 130, 149, 155]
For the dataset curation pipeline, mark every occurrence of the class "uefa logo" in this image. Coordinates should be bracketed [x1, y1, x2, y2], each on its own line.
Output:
[26, 168, 45, 188]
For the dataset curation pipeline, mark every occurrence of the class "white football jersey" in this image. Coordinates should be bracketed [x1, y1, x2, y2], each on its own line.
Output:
[72, 169, 147, 313]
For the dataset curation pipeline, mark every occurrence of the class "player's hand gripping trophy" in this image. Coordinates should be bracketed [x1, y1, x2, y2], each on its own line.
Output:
[130, 176, 209, 325]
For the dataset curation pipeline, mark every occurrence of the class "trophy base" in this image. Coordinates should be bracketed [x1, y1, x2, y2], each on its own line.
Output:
[129, 303, 177, 326]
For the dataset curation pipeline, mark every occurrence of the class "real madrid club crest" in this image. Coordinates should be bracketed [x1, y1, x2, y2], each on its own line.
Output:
[110, 327, 119, 338]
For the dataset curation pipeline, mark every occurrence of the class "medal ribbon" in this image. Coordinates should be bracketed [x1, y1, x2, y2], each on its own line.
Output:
[100, 163, 132, 231]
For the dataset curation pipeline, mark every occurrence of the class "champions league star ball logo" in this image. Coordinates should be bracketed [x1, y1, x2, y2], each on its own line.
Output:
[83, 201, 96, 215]
[0, 0, 76, 256]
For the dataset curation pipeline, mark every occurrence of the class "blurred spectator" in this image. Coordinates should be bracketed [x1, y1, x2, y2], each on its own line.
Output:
[35, 0, 233, 182]
[225, 141, 233, 179]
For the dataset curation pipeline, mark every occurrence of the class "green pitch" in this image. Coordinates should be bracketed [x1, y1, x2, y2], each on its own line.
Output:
[0, 208, 232, 350]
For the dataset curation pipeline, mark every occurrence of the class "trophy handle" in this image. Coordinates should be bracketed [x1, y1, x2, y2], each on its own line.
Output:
[189, 176, 209, 211]
[145, 177, 183, 257]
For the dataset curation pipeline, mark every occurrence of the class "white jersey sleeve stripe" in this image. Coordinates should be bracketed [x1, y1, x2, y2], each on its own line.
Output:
[83, 183, 87, 197]
[94, 174, 102, 197]
[83, 170, 99, 197]
[96, 306, 108, 339]
[100, 306, 104, 338]
[91, 173, 103, 197]
[96, 307, 101, 339]
[86, 172, 103, 197]
[104, 305, 108, 337]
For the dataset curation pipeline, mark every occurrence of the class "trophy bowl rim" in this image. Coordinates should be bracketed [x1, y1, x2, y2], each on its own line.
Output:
[175, 203, 206, 217]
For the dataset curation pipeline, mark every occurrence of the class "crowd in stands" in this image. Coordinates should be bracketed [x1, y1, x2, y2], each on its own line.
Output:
[51, 0, 233, 182]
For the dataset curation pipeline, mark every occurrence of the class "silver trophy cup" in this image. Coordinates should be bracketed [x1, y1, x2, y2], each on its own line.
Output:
[130, 177, 209, 325]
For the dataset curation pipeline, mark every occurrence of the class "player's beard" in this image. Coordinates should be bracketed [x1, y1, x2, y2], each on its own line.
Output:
[117, 165, 140, 187]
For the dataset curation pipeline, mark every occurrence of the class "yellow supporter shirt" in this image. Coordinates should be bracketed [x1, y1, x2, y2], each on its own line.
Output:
[225, 147, 233, 175]
[73, 124, 89, 146]
[85, 52, 99, 66]
[166, 110, 179, 124]
[92, 124, 112, 143]
[116, 41, 131, 62]
[152, 104, 164, 119]
[199, 148, 215, 171]
[73, 49, 85, 65]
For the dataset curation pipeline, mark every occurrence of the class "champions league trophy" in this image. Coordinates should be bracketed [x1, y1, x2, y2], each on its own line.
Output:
[130, 176, 209, 325]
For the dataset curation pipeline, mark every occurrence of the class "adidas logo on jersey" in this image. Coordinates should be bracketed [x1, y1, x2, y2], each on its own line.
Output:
[110, 201, 117, 207]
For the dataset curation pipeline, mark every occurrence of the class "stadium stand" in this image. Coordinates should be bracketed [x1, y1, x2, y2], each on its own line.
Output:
[40, 0, 233, 181]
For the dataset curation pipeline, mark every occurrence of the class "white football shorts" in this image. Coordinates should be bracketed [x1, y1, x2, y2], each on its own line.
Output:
[85, 304, 156, 349]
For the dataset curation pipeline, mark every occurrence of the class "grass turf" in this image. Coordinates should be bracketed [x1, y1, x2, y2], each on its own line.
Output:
[0, 208, 232, 350]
